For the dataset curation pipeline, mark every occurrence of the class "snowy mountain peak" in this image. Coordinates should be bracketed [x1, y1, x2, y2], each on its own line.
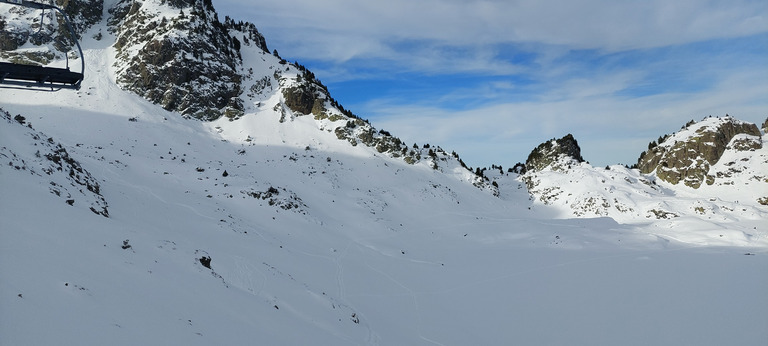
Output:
[637, 115, 762, 188]
[511, 115, 767, 224]
[525, 133, 584, 173]
[91, 0, 487, 187]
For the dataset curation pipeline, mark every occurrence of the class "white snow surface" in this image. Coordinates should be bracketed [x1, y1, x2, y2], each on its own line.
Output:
[1, 6, 768, 346]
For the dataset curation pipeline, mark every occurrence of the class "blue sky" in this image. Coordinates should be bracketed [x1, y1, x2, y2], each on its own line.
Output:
[214, 0, 768, 168]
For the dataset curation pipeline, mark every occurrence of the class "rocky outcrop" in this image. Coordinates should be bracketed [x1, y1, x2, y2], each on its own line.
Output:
[282, 85, 322, 116]
[272, 65, 428, 166]
[108, 0, 249, 120]
[521, 134, 586, 202]
[0, 108, 109, 217]
[637, 116, 762, 188]
[0, 18, 26, 52]
[270, 67, 489, 190]
[57, 0, 104, 38]
[525, 134, 584, 173]
[277, 63, 333, 119]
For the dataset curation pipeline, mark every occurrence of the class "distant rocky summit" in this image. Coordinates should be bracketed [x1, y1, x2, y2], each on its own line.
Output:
[514, 115, 767, 219]
[637, 116, 762, 188]
[525, 134, 584, 173]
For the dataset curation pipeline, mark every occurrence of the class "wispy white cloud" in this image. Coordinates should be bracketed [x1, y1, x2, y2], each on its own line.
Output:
[368, 68, 768, 167]
[213, 0, 768, 167]
[217, 0, 767, 70]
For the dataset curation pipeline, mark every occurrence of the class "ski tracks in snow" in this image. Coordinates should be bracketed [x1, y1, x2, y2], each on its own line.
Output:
[334, 241, 382, 346]
[333, 241, 352, 301]
[360, 259, 447, 346]
[230, 255, 267, 297]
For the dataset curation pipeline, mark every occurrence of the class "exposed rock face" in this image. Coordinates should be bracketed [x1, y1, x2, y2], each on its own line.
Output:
[637, 116, 762, 188]
[0, 18, 26, 52]
[525, 134, 585, 173]
[282, 85, 321, 116]
[56, 0, 104, 38]
[108, 0, 252, 120]
[277, 63, 331, 119]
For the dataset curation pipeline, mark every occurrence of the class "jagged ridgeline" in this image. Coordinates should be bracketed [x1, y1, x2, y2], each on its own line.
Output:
[0, 0, 102, 65]
[114, 1, 485, 180]
[2, 0, 489, 189]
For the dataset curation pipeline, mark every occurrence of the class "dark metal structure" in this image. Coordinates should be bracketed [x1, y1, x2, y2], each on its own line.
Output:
[0, 0, 84, 90]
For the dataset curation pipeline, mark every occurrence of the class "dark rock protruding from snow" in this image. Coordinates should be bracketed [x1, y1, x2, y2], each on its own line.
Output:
[0, 108, 109, 217]
[637, 116, 762, 188]
[58, 0, 105, 37]
[525, 134, 585, 173]
[108, 0, 245, 120]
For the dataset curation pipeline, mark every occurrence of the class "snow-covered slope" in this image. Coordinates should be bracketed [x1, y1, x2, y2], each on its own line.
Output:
[1, 1, 767, 345]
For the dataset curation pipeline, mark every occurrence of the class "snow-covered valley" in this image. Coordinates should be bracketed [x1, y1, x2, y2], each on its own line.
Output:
[1, 0, 767, 345]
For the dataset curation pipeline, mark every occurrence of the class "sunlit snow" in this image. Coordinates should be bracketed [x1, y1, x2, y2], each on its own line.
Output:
[1, 2, 767, 345]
